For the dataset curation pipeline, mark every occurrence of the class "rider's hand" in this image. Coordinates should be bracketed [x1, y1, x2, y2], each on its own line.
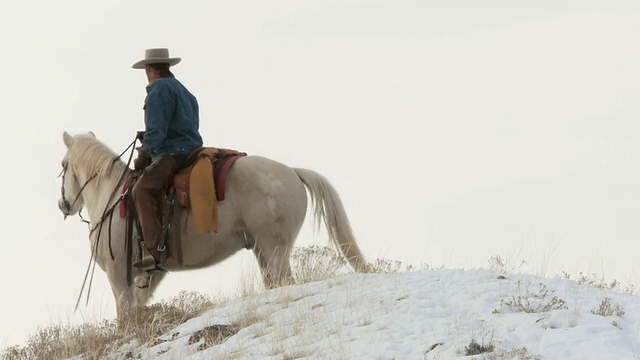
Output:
[134, 148, 151, 171]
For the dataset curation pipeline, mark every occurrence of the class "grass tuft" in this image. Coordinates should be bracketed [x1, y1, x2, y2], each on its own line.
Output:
[291, 245, 349, 283]
[483, 347, 542, 359]
[590, 297, 625, 317]
[497, 281, 567, 314]
[465, 340, 494, 356]
[562, 272, 636, 295]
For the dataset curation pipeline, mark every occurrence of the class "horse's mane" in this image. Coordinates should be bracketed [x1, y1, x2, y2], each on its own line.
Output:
[67, 134, 128, 182]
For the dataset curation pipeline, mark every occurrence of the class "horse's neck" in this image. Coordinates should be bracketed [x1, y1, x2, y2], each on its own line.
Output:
[83, 164, 129, 223]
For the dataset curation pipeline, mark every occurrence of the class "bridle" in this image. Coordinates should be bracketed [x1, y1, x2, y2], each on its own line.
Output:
[59, 135, 139, 222]
[59, 134, 139, 311]
[59, 161, 99, 223]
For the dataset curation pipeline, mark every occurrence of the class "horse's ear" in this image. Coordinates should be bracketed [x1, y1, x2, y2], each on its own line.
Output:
[63, 131, 74, 148]
[89, 131, 96, 138]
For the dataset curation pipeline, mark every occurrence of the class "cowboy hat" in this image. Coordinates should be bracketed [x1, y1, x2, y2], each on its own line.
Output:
[132, 48, 181, 69]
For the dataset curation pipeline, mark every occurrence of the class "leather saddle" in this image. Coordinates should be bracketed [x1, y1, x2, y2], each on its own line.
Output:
[120, 147, 246, 272]
[172, 147, 247, 233]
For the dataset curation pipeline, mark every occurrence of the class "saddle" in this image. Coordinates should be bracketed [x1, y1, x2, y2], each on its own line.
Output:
[173, 147, 247, 233]
[118, 146, 245, 279]
[122, 147, 246, 227]
[120, 147, 246, 254]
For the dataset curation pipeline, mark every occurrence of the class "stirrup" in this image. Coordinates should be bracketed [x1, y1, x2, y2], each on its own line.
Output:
[133, 247, 163, 272]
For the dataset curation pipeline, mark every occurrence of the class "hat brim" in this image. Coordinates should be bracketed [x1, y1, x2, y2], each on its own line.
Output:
[132, 57, 181, 69]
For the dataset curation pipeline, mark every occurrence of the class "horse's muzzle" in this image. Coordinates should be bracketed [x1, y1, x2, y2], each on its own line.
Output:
[58, 198, 71, 219]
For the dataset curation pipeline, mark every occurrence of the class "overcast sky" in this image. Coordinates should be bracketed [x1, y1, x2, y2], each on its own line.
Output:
[2, 0, 639, 348]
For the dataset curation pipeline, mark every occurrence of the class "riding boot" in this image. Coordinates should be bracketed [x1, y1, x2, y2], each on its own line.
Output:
[132, 155, 180, 271]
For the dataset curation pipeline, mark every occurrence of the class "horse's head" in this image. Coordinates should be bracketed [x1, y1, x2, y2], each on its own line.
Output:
[58, 131, 96, 218]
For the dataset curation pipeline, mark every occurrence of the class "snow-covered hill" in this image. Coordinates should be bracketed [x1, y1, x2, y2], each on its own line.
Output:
[104, 269, 640, 359]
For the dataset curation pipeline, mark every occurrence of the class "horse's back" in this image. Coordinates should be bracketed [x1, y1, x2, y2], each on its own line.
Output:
[226, 155, 308, 235]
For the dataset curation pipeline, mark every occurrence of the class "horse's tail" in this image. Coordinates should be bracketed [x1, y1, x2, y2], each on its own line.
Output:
[294, 168, 369, 273]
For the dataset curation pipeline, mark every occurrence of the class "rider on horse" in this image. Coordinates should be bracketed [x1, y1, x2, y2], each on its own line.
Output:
[131, 48, 204, 271]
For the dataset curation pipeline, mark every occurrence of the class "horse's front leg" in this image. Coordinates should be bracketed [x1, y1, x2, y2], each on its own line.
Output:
[105, 264, 135, 325]
[133, 270, 167, 307]
[109, 269, 167, 325]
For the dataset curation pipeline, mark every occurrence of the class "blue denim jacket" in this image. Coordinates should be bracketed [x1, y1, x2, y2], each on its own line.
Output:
[141, 74, 203, 161]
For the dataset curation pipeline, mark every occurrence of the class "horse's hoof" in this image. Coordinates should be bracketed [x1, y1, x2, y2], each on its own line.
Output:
[134, 273, 150, 288]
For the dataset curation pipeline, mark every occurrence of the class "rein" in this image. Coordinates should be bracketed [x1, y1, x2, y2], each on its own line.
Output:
[60, 164, 98, 218]
[72, 135, 138, 312]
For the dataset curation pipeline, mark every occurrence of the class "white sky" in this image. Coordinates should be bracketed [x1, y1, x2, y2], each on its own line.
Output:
[1, 0, 640, 348]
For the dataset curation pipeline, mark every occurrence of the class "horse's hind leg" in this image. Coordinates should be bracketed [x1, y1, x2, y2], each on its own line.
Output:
[253, 241, 293, 289]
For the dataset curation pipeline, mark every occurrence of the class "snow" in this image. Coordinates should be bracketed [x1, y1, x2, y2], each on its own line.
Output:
[109, 269, 640, 359]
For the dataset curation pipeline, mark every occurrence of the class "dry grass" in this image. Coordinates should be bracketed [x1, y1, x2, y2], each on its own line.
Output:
[465, 340, 495, 356]
[290, 245, 349, 282]
[590, 297, 625, 317]
[562, 271, 636, 295]
[368, 258, 416, 274]
[188, 324, 238, 351]
[483, 347, 542, 360]
[230, 299, 268, 331]
[290, 245, 421, 283]
[0, 291, 214, 360]
[495, 281, 567, 314]
[126, 290, 214, 340]
[0, 321, 120, 360]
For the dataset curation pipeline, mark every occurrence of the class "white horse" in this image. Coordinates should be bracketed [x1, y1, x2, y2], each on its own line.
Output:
[58, 131, 368, 320]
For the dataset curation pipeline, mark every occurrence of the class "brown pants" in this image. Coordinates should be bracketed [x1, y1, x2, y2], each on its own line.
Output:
[132, 155, 180, 260]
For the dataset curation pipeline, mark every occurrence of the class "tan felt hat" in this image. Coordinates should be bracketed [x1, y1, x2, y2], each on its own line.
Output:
[132, 48, 181, 69]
